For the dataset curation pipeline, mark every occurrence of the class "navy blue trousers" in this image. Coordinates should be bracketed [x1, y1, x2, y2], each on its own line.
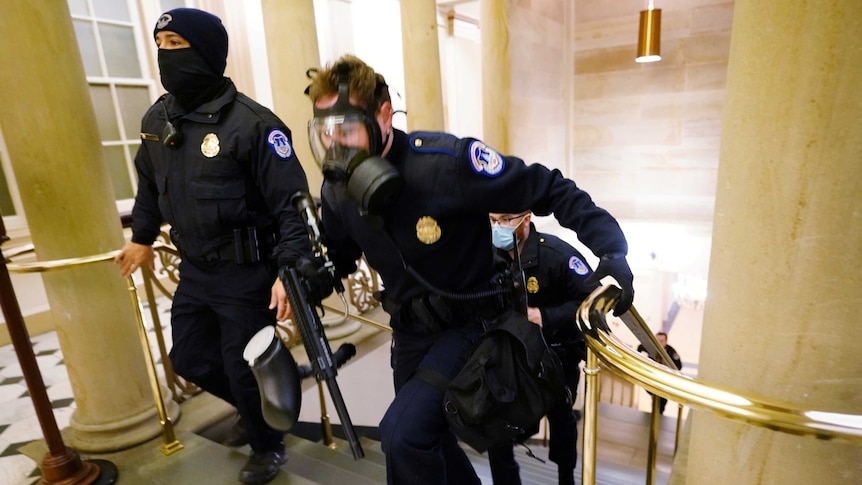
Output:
[169, 259, 284, 453]
[380, 319, 484, 485]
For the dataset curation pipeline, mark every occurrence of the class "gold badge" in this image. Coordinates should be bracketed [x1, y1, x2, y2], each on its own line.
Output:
[201, 133, 220, 158]
[416, 216, 441, 244]
[526, 276, 539, 294]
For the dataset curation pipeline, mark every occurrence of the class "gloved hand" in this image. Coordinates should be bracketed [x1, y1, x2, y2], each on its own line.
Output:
[584, 253, 634, 316]
[295, 256, 335, 304]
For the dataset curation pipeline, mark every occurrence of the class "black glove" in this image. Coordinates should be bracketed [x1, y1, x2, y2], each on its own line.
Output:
[584, 253, 634, 316]
[295, 256, 335, 304]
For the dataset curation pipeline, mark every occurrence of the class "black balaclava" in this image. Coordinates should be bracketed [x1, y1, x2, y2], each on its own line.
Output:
[153, 8, 229, 110]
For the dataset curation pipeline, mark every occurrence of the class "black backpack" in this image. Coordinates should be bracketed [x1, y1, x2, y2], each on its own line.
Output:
[442, 309, 569, 453]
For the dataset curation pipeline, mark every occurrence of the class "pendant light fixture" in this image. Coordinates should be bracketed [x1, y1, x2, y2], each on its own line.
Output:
[636, 0, 662, 63]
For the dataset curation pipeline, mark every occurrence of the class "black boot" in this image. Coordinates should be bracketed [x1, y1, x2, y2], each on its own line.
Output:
[239, 446, 287, 484]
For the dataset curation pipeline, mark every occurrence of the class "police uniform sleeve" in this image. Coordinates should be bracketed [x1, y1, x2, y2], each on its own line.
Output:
[319, 188, 362, 278]
[247, 116, 313, 267]
[538, 242, 597, 336]
[454, 139, 627, 257]
[666, 345, 683, 369]
[130, 115, 164, 246]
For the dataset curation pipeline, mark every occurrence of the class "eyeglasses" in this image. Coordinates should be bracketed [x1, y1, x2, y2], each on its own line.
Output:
[489, 213, 529, 227]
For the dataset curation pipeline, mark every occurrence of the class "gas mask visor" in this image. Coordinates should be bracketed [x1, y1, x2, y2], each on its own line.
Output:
[308, 113, 374, 181]
[307, 113, 403, 214]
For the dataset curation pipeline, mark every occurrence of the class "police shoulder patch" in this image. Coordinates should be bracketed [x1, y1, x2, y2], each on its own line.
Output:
[267, 129, 292, 159]
[568, 255, 590, 276]
[468, 141, 504, 177]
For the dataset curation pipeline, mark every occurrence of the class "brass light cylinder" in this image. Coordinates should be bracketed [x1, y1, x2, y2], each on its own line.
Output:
[637, 8, 662, 62]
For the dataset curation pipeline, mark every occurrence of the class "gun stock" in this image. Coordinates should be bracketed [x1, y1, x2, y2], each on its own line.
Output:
[280, 266, 365, 459]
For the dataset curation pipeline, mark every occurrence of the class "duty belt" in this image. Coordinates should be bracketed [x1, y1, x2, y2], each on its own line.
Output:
[395, 292, 501, 335]
[175, 226, 273, 266]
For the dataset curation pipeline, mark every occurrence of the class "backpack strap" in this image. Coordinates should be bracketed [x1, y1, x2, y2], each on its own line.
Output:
[412, 368, 451, 392]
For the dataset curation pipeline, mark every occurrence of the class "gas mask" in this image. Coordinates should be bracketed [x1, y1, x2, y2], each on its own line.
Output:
[308, 82, 403, 215]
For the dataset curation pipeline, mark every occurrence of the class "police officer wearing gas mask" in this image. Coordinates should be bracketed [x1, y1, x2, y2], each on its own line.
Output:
[487, 211, 598, 485]
[303, 55, 634, 485]
[114, 8, 312, 484]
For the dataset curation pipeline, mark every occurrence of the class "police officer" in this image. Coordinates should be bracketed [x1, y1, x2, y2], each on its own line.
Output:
[114, 8, 311, 484]
[638, 332, 683, 414]
[302, 55, 634, 485]
[487, 211, 597, 485]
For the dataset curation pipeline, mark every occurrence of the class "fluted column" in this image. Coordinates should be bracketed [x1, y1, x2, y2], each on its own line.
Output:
[261, 0, 323, 196]
[400, 0, 445, 131]
[0, 1, 176, 451]
[677, 1, 862, 483]
[479, 0, 511, 153]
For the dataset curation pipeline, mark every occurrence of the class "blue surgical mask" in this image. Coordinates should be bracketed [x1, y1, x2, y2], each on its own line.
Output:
[492, 224, 516, 250]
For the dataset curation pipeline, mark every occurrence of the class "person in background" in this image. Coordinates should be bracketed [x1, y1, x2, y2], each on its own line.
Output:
[301, 54, 634, 485]
[638, 331, 683, 414]
[114, 8, 311, 484]
[486, 211, 598, 485]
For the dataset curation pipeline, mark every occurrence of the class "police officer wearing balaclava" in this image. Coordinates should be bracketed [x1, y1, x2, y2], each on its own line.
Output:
[114, 8, 311, 484]
[302, 54, 635, 485]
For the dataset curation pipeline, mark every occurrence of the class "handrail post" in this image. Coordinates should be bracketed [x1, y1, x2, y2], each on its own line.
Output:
[125, 276, 183, 455]
[140, 267, 179, 399]
[318, 380, 336, 448]
[581, 344, 600, 485]
[646, 394, 660, 485]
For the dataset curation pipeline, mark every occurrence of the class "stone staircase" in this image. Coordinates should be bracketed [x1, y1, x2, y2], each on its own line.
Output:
[15, 302, 676, 484]
[18, 383, 672, 484]
[191, 399, 673, 485]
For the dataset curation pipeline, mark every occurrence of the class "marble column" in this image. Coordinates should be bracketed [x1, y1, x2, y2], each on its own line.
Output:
[479, 0, 511, 153]
[0, 1, 176, 451]
[260, 0, 323, 197]
[676, 1, 862, 483]
[400, 0, 445, 132]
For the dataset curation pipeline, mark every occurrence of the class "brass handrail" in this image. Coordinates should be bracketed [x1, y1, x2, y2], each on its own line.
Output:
[5, 243, 182, 454]
[322, 303, 393, 333]
[576, 284, 862, 485]
[5, 241, 169, 272]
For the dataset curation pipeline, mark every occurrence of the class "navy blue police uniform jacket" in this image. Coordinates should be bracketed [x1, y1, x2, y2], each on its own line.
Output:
[320, 129, 626, 313]
[130, 79, 311, 268]
[502, 223, 598, 346]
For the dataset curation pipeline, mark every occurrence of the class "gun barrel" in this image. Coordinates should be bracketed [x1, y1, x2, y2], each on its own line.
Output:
[282, 267, 365, 459]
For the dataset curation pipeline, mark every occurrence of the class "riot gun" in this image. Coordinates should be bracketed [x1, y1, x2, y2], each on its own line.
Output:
[281, 191, 365, 459]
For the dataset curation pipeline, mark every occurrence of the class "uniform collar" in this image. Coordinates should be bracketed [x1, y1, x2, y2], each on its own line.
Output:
[518, 222, 540, 268]
[387, 129, 409, 163]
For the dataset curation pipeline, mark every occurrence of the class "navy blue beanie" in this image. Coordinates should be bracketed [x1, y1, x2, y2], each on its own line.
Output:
[153, 8, 228, 75]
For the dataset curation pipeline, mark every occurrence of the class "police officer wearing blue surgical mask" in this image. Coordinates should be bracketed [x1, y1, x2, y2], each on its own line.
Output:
[488, 211, 598, 485]
[114, 8, 312, 484]
[301, 54, 634, 485]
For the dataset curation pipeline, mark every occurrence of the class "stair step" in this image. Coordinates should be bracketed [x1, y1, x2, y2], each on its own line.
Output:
[283, 434, 387, 484]
[284, 422, 388, 466]
[358, 436, 388, 467]
[461, 435, 669, 485]
[461, 443, 557, 485]
[592, 402, 678, 473]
